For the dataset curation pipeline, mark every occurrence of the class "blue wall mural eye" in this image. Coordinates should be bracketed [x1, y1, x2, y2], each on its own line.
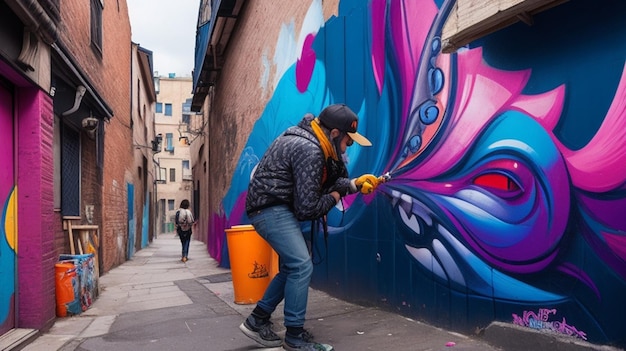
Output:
[473, 172, 523, 198]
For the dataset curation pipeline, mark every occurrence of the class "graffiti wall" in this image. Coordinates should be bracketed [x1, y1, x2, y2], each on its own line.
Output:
[0, 79, 16, 334]
[213, 0, 626, 346]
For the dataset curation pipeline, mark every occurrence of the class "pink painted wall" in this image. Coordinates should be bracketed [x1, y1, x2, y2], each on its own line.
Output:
[16, 87, 56, 329]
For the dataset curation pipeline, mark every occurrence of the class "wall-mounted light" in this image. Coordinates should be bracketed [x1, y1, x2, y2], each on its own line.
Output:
[151, 133, 163, 152]
[81, 116, 99, 132]
[134, 134, 163, 153]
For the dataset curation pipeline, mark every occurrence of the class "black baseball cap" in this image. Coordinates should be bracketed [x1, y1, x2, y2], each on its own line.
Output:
[318, 104, 372, 146]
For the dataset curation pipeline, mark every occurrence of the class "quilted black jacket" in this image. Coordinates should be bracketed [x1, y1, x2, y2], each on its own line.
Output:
[246, 114, 353, 221]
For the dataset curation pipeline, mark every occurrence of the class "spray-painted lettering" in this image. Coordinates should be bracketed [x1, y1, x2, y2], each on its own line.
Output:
[512, 308, 587, 340]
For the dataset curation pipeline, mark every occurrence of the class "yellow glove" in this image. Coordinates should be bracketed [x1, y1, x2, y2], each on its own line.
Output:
[355, 174, 379, 194]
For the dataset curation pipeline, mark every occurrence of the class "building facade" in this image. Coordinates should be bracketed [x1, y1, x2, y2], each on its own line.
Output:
[0, 0, 153, 338]
[130, 43, 158, 256]
[193, 0, 626, 348]
[154, 76, 194, 236]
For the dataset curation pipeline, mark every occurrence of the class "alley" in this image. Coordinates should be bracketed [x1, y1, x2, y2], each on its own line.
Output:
[20, 234, 507, 351]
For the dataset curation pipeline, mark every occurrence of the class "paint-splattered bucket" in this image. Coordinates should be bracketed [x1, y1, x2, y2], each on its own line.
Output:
[225, 225, 279, 304]
[54, 261, 77, 317]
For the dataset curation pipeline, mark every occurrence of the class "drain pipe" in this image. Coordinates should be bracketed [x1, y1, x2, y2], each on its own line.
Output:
[61, 85, 86, 116]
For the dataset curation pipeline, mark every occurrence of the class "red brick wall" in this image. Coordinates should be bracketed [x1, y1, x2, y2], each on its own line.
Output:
[100, 0, 133, 271]
[59, 0, 133, 272]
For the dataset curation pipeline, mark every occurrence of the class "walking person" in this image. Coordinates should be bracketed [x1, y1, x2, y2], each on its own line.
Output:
[240, 104, 381, 351]
[175, 199, 194, 262]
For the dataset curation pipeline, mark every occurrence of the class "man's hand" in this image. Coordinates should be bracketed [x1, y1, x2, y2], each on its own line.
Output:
[355, 174, 379, 194]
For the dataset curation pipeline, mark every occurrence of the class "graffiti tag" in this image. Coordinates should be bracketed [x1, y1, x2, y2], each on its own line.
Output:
[512, 308, 587, 340]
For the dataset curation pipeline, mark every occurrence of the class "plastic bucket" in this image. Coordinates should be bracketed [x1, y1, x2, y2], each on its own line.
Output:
[55, 261, 77, 317]
[226, 225, 279, 304]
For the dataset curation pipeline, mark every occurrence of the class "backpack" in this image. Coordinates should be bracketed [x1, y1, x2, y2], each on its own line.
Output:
[177, 209, 193, 232]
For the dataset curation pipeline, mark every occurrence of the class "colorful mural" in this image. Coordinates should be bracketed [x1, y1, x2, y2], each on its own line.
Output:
[213, 0, 626, 346]
[0, 83, 16, 333]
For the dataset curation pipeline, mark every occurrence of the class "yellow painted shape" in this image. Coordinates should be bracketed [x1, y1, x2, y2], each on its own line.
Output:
[5, 187, 17, 253]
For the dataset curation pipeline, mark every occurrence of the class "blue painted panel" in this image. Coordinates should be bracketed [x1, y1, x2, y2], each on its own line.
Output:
[127, 183, 135, 259]
[141, 192, 149, 248]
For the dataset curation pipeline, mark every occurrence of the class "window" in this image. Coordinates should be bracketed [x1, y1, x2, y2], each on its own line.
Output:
[182, 98, 192, 124]
[56, 121, 81, 215]
[168, 199, 175, 211]
[156, 102, 163, 113]
[170, 168, 176, 182]
[159, 167, 167, 183]
[165, 133, 174, 152]
[182, 160, 191, 180]
[183, 98, 192, 113]
[165, 103, 172, 116]
[90, 0, 103, 53]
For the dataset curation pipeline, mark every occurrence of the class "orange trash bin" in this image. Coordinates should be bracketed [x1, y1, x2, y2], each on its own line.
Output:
[55, 261, 77, 317]
[226, 225, 279, 304]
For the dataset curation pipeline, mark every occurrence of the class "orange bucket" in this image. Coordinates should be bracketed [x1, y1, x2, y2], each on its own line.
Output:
[226, 225, 279, 304]
[55, 262, 76, 317]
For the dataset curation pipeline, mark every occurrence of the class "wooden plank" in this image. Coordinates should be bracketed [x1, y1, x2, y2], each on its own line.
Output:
[67, 221, 75, 255]
[71, 225, 100, 230]
[441, 0, 568, 53]
[0, 328, 38, 350]
[62, 216, 81, 230]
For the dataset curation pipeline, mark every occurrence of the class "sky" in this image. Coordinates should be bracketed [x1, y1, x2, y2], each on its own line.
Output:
[127, 0, 199, 78]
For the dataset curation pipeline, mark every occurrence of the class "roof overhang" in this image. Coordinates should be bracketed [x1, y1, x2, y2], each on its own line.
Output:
[51, 42, 113, 129]
[137, 45, 156, 103]
[191, 0, 246, 112]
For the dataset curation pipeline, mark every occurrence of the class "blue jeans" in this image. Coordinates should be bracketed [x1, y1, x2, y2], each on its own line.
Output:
[249, 205, 313, 327]
[179, 230, 191, 257]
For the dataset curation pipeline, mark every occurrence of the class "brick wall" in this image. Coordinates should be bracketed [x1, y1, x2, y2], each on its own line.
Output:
[17, 88, 56, 329]
[58, 0, 133, 272]
[207, 0, 338, 214]
[100, 1, 133, 271]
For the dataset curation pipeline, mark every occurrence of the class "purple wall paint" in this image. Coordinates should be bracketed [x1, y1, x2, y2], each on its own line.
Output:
[17, 87, 56, 328]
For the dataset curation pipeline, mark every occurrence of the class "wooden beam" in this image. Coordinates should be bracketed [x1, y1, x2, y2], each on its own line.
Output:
[441, 0, 568, 53]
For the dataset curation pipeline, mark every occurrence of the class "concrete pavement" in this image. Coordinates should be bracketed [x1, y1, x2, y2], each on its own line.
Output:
[15, 234, 619, 351]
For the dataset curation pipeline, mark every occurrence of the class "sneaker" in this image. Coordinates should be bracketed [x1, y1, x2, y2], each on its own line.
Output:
[239, 315, 282, 347]
[284, 332, 333, 351]
[301, 329, 314, 342]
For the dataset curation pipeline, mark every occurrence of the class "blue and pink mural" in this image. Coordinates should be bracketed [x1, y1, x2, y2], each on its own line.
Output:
[0, 83, 16, 334]
[210, 0, 626, 346]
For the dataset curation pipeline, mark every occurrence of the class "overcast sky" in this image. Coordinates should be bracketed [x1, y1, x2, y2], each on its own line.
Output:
[127, 0, 199, 78]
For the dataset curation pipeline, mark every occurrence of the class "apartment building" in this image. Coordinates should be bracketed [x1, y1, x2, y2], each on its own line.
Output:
[154, 75, 194, 235]
[0, 0, 154, 338]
